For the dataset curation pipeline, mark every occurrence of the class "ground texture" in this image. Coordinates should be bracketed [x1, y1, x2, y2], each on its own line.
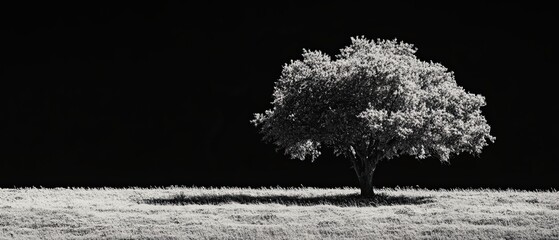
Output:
[0, 187, 557, 239]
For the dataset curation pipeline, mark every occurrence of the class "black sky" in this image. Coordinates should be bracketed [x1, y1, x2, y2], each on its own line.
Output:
[1, 2, 557, 189]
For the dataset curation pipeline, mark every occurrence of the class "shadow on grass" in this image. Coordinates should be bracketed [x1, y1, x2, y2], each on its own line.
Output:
[141, 193, 433, 207]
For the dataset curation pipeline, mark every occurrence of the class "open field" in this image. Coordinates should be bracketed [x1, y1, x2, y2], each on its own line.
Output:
[0, 187, 557, 239]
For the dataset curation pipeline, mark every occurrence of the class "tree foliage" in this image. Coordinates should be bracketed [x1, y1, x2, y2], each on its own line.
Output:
[252, 37, 495, 165]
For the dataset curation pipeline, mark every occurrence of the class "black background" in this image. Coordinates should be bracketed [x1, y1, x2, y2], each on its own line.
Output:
[1, 2, 557, 189]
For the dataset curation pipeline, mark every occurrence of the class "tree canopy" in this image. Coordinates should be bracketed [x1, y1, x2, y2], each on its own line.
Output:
[252, 37, 495, 165]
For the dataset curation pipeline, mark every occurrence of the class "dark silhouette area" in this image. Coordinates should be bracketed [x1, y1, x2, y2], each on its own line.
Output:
[1, 2, 557, 189]
[141, 192, 433, 207]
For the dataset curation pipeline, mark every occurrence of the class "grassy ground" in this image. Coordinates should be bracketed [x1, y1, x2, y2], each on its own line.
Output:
[0, 187, 557, 239]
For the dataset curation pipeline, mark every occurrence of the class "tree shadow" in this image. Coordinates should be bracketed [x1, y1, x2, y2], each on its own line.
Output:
[141, 192, 433, 207]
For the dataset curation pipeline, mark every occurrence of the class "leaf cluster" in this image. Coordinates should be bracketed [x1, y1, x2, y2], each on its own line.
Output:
[253, 37, 495, 162]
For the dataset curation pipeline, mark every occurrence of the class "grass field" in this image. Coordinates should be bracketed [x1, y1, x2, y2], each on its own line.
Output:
[0, 187, 557, 239]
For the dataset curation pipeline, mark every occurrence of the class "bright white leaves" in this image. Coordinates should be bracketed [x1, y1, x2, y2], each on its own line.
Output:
[252, 37, 495, 162]
[357, 107, 388, 132]
[285, 139, 321, 161]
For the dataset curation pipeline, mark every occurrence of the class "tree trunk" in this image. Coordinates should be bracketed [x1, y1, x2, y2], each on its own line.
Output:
[358, 166, 375, 197]
[352, 155, 378, 197]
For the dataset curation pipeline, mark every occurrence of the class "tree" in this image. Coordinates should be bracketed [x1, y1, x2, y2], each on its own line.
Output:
[251, 37, 495, 197]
